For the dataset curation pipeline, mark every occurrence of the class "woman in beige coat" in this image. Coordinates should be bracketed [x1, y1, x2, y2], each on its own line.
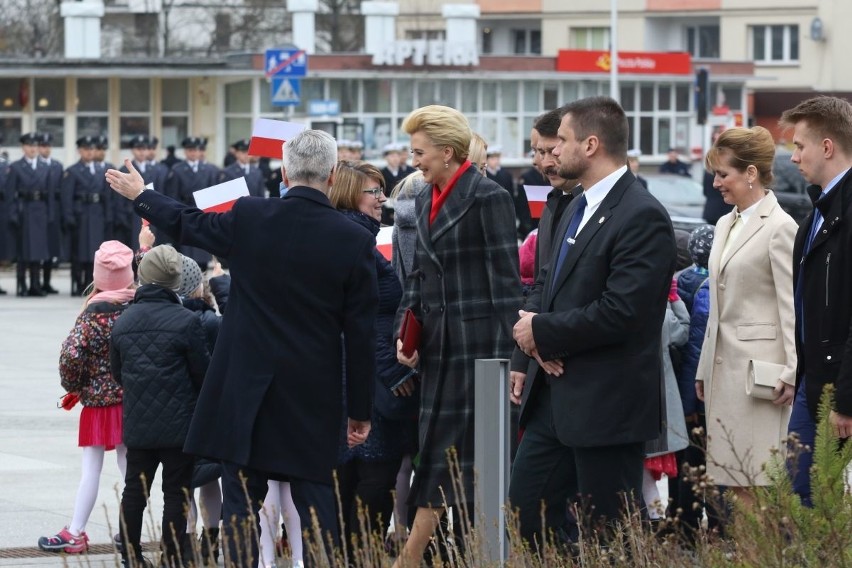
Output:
[696, 126, 797, 499]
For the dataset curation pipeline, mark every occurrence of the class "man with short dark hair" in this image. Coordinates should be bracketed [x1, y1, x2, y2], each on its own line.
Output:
[106, 129, 377, 568]
[510, 96, 676, 547]
[659, 147, 692, 177]
[780, 95, 852, 506]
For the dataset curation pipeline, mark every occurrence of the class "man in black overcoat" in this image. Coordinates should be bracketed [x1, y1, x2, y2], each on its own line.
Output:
[511, 97, 676, 547]
[37, 132, 63, 293]
[105, 129, 377, 568]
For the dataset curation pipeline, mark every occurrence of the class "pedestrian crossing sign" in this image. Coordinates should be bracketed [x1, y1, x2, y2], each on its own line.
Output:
[270, 78, 301, 106]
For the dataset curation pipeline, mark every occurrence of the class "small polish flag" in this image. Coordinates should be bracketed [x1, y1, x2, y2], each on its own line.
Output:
[193, 177, 250, 213]
[524, 185, 552, 219]
[377, 226, 393, 261]
[247, 118, 306, 159]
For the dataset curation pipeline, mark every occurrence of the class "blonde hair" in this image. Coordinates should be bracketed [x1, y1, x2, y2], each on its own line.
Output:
[705, 126, 775, 187]
[329, 160, 385, 211]
[401, 105, 471, 163]
[468, 133, 488, 169]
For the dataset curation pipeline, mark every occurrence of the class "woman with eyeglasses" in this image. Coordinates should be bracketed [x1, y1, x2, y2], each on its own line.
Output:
[328, 161, 420, 561]
[392, 105, 519, 567]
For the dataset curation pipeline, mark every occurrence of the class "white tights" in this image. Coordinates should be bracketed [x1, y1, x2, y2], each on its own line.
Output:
[642, 468, 664, 520]
[258, 480, 302, 568]
[68, 444, 127, 535]
[186, 480, 223, 532]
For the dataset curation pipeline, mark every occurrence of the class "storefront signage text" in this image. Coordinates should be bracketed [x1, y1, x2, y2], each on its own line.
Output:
[372, 41, 479, 67]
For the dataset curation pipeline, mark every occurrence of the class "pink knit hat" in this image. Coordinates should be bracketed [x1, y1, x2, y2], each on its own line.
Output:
[93, 240, 134, 291]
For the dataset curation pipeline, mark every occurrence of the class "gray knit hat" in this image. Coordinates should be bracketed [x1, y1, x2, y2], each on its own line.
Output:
[138, 245, 182, 291]
[177, 255, 203, 298]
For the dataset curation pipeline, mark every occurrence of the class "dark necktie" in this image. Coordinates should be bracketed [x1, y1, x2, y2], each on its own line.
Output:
[550, 193, 587, 292]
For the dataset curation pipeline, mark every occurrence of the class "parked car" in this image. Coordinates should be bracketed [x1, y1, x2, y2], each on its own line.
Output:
[642, 173, 707, 233]
[772, 148, 811, 224]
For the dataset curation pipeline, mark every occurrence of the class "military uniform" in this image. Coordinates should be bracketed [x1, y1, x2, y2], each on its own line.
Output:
[38, 132, 64, 293]
[165, 137, 219, 269]
[61, 136, 112, 295]
[0, 161, 11, 294]
[218, 139, 265, 197]
[8, 133, 51, 296]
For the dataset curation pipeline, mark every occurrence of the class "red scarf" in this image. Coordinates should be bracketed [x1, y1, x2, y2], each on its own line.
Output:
[429, 160, 472, 226]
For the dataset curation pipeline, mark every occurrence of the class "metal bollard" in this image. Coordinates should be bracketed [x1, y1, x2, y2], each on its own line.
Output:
[474, 358, 511, 564]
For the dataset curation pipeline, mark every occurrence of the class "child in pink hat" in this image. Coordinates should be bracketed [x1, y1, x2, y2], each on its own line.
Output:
[38, 241, 137, 554]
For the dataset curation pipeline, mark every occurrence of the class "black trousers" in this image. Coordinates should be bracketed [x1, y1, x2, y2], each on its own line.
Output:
[508, 382, 645, 548]
[120, 447, 194, 565]
[221, 461, 339, 568]
[337, 457, 402, 557]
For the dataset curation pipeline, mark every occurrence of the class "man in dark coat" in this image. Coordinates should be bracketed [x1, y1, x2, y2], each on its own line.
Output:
[105, 129, 377, 568]
[161, 145, 180, 169]
[218, 139, 265, 197]
[8, 133, 51, 296]
[62, 136, 112, 295]
[780, 96, 852, 506]
[165, 137, 220, 270]
[380, 143, 416, 225]
[37, 132, 63, 293]
[485, 145, 532, 239]
[511, 97, 675, 547]
[113, 135, 150, 250]
[517, 128, 548, 234]
[702, 168, 732, 224]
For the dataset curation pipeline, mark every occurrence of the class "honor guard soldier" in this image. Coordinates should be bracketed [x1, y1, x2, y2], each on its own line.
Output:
[8, 133, 51, 296]
[113, 135, 150, 249]
[165, 136, 219, 269]
[218, 139, 265, 197]
[37, 132, 63, 293]
[380, 142, 416, 225]
[0, 157, 10, 294]
[144, 136, 169, 193]
[61, 135, 113, 295]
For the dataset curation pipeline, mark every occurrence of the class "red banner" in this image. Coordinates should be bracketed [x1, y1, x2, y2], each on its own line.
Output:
[557, 50, 692, 75]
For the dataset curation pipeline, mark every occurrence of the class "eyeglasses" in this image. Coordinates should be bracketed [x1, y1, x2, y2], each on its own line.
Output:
[362, 187, 384, 198]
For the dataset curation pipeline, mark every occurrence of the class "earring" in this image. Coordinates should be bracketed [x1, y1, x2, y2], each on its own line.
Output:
[749, 182, 753, 190]
[444, 162, 449, 169]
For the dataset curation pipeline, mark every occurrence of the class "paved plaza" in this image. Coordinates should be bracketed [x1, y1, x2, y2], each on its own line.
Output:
[0, 266, 165, 567]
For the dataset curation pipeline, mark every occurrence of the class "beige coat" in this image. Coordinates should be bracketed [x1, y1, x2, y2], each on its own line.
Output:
[696, 191, 797, 486]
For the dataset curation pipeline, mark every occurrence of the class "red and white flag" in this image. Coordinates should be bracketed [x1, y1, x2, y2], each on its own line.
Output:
[524, 185, 552, 219]
[247, 118, 306, 159]
[193, 177, 250, 213]
[377, 226, 393, 261]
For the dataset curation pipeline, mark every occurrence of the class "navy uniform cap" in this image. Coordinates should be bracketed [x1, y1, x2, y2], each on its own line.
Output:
[199, 137, 208, 150]
[37, 132, 53, 146]
[76, 135, 97, 148]
[148, 136, 159, 148]
[182, 136, 202, 149]
[95, 135, 108, 150]
[20, 132, 38, 145]
[129, 134, 149, 149]
[231, 139, 250, 152]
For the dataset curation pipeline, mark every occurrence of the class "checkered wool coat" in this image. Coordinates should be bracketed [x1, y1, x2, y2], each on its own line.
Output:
[396, 165, 520, 507]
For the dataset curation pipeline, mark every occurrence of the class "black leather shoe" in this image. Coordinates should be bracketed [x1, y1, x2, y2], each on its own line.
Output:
[27, 288, 47, 297]
[0, 287, 7, 295]
[42, 285, 59, 294]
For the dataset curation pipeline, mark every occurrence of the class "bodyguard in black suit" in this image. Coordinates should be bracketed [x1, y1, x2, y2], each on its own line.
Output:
[106, 129, 377, 568]
[510, 97, 676, 546]
[37, 133, 63, 293]
[218, 139, 265, 197]
[0, 161, 10, 294]
[8, 133, 51, 296]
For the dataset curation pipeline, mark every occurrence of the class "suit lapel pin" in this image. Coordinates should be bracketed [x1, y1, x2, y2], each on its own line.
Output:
[598, 216, 606, 224]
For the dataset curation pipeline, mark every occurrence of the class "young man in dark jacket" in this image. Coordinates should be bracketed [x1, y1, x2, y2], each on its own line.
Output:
[110, 244, 210, 568]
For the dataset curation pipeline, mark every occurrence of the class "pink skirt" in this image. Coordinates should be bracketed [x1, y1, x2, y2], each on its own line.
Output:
[644, 453, 678, 481]
[79, 404, 123, 450]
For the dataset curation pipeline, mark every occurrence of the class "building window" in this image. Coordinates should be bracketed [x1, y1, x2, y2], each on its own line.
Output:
[0, 78, 25, 151]
[482, 28, 493, 54]
[404, 30, 446, 41]
[512, 29, 542, 55]
[224, 79, 253, 147]
[161, 78, 189, 149]
[119, 78, 151, 148]
[751, 24, 799, 63]
[569, 27, 610, 50]
[76, 78, 109, 138]
[34, 78, 66, 147]
[686, 25, 720, 59]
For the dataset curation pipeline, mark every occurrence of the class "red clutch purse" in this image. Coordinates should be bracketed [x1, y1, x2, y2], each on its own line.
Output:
[398, 308, 422, 358]
[58, 392, 80, 411]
